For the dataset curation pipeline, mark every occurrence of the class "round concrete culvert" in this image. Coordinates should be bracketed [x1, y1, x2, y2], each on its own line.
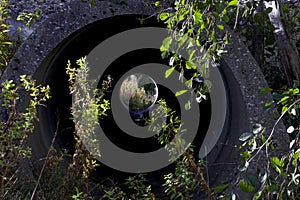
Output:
[1, 0, 289, 197]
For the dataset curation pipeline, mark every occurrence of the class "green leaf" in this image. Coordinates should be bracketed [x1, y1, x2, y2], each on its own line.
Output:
[266, 181, 279, 194]
[160, 36, 172, 51]
[194, 11, 203, 24]
[239, 179, 254, 193]
[239, 132, 253, 142]
[159, 12, 169, 21]
[292, 149, 300, 166]
[155, 1, 160, 6]
[254, 13, 263, 24]
[1, 41, 12, 45]
[179, 10, 189, 21]
[245, 175, 257, 187]
[261, 134, 267, 143]
[279, 96, 289, 103]
[254, 191, 263, 200]
[185, 78, 192, 88]
[264, 101, 273, 108]
[214, 183, 229, 193]
[271, 157, 284, 167]
[228, 0, 238, 6]
[175, 90, 188, 97]
[165, 67, 175, 78]
[225, 36, 229, 45]
[282, 4, 289, 13]
[271, 157, 285, 174]
[217, 24, 224, 30]
[259, 87, 273, 94]
[241, 151, 252, 161]
[266, 7, 273, 14]
[222, 15, 230, 23]
[186, 60, 196, 69]
[281, 106, 288, 114]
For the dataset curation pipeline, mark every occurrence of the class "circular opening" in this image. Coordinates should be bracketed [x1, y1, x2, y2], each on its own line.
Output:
[119, 73, 158, 123]
[34, 14, 229, 190]
[120, 73, 158, 112]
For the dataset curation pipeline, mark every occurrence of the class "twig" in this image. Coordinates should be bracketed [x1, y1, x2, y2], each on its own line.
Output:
[248, 98, 300, 163]
[233, 0, 240, 30]
[30, 120, 59, 200]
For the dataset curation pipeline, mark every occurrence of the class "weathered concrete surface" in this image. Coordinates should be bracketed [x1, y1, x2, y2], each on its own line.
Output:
[3, 0, 154, 81]
[1, 0, 290, 198]
[213, 28, 290, 197]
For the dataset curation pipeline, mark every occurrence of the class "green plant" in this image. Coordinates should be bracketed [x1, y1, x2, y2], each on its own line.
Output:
[232, 85, 300, 199]
[16, 11, 41, 28]
[0, 0, 12, 74]
[149, 99, 213, 199]
[158, 0, 238, 72]
[125, 174, 155, 199]
[72, 187, 84, 200]
[27, 57, 111, 200]
[102, 183, 127, 200]
[0, 75, 50, 199]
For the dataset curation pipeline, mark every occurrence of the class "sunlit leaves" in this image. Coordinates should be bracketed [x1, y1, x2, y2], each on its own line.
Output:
[160, 12, 170, 21]
[214, 183, 229, 194]
[228, 0, 238, 7]
[175, 90, 188, 97]
[259, 87, 273, 94]
[185, 60, 196, 70]
[217, 24, 224, 30]
[292, 149, 300, 166]
[165, 67, 175, 78]
[160, 36, 172, 52]
[239, 178, 254, 193]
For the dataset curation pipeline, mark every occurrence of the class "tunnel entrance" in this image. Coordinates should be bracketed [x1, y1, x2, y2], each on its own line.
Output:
[34, 14, 218, 185]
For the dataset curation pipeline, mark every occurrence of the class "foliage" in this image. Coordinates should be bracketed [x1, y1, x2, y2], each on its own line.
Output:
[16, 11, 41, 27]
[0, 75, 50, 199]
[235, 85, 300, 199]
[100, 98, 212, 199]
[1, 0, 300, 199]
[125, 174, 155, 199]
[0, 0, 13, 74]
[157, 0, 240, 108]
[280, 2, 300, 52]
[157, 0, 300, 199]
[151, 99, 212, 199]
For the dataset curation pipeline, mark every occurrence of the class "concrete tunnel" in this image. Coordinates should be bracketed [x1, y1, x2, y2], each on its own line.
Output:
[1, 0, 289, 194]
